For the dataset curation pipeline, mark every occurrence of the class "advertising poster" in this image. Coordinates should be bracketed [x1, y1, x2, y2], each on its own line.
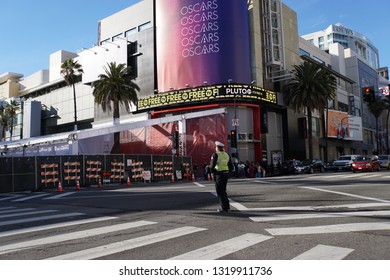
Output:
[327, 110, 362, 141]
[156, 0, 251, 92]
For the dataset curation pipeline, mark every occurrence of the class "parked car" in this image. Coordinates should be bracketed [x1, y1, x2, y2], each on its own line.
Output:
[333, 155, 360, 171]
[280, 160, 300, 175]
[378, 155, 390, 169]
[324, 160, 336, 172]
[297, 159, 325, 174]
[351, 155, 381, 172]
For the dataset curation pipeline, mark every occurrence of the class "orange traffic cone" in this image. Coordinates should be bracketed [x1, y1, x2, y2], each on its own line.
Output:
[75, 180, 80, 190]
[192, 173, 196, 182]
[98, 178, 102, 189]
[57, 181, 63, 192]
[171, 174, 175, 183]
[127, 176, 131, 186]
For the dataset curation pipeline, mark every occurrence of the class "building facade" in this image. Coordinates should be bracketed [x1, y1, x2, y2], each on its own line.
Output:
[1, 0, 389, 168]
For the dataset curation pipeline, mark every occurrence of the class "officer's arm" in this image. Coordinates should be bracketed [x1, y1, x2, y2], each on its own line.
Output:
[228, 155, 234, 173]
[210, 153, 218, 173]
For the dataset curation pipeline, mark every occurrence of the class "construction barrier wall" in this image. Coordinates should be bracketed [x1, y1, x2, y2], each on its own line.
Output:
[0, 154, 192, 193]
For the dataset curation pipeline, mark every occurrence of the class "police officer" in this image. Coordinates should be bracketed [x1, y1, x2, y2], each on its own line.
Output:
[210, 141, 233, 212]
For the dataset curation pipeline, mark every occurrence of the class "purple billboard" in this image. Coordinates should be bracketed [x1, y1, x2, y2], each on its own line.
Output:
[156, 0, 251, 92]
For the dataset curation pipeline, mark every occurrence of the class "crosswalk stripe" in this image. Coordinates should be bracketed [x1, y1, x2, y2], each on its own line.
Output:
[0, 212, 84, 226]
[0, 220, 157, 255]
[302, 187, 390, 203]
[250, 210, 390, 222]
[0, 208, 36, 215]
[47, 226, 207, 260]
[169, 233, 273, 260]
[11, 193, 51, 202]
[0, 216, 117, 238]
[0, 195, 24, 201]
[0, 209, 57, 219]
[293, 245, 354, 260]
[266, 222, 390, 236]
[246, 202, 390, 212]
[43, 192, 76, 200]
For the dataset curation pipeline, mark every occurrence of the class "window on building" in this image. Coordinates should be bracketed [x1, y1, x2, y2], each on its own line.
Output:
[138, 21, 152, 32]
[318, 36, 324, 43]
[112, 33, 123, 42]
[338, 102, 349, 113]
[127, 41, 139, 78]
[125, 27, 137, 38]
[299, 48, 310, 57]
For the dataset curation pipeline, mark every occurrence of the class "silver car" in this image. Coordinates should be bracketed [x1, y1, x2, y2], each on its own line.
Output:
[378, 155, 390, 169]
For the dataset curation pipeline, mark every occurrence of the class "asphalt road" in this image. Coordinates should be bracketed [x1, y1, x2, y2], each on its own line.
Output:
[1, 170, 390, 260]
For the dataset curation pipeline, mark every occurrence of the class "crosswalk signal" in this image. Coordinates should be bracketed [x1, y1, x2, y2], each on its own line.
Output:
[362, 86, 375, 102]
[230, 130, 237, 148]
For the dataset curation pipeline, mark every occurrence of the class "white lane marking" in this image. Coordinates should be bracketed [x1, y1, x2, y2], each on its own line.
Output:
[0, 220, 157, 255]
[293, 244, 354, 260]
[0, 209, 57, 219]
[0, 195, 24, 201]
[0, 216, 117, 238]
[0, 208, 34, 214]
[209, 191, 248, 211]
[301, 187, 390, 203]
[246, 202, 390, 212]
[192, 182, 206, 188]
[12, 193, 51, 202]
[169, 233, 273, 260]
[43, 192, 76, 200]
[48, 226, 207, 260]
[250, 210, 390, 222]
[266, 222, 390, 236]
[0, 212, 84, 226]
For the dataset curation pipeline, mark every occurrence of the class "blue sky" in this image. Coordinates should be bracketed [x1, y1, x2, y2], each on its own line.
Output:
[0, 0, 139, 77]
[283, 0, 390, 71]
[1, 0, 389, 78]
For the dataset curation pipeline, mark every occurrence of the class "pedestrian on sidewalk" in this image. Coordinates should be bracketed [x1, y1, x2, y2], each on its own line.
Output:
[210, 141, 233, 212]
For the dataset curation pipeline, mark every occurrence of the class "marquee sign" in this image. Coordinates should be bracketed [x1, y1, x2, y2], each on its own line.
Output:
[137, 84, 277, 111]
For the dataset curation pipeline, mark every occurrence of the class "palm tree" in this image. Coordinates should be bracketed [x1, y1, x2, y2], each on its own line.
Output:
[60, 58, 84, 131]
[367, 95, 386, 154]
[283, 61, 337, 160]
[0, 106, 9, 141]
[5, 100, 20, 141]
[92, 62, 140, 154]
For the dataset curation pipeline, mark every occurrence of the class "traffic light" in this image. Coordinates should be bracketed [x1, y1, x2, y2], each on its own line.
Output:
[362, 86, 375, 102]
[230, 130, 237, 148]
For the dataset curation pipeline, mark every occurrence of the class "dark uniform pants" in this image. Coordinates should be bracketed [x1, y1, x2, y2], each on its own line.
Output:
[214, 171, 230, 210]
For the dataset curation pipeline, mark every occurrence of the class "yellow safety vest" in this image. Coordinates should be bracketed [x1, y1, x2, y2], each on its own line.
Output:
[215, 151, 230, 171]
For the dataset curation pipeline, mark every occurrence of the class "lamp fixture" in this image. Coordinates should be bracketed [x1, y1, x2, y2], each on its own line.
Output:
[228, 79, 233, 84]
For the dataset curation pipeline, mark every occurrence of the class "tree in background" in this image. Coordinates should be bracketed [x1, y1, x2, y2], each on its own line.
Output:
[92, 62, 140, 154]
[283, 61, 337, 160]
[60, 58, 84, 131]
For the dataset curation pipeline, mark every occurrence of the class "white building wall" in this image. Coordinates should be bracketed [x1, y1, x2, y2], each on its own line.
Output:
[98, 0, 153, 43]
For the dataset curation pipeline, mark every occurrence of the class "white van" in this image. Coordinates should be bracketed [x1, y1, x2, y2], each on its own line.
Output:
[333, 155, 360, 171]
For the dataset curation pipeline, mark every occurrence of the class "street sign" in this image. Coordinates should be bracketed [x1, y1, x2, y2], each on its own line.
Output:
[232, 118, 239, 126]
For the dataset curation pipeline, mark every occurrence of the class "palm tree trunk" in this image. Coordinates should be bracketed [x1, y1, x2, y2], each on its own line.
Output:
[307, 109, 313, 160]
[72, 83, 78, 131]
[376, 117, 380, 154]
[111, 101, 121, 154]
